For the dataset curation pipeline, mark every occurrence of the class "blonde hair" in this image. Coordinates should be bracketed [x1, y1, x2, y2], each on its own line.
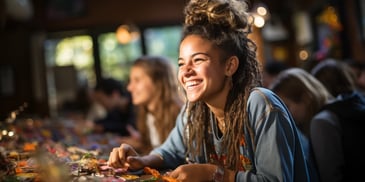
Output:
[182, 0, 262, 169]
[132, 56, 184, 153]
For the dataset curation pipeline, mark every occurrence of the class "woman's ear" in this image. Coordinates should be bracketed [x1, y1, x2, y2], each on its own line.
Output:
[225, 56, 239, 76]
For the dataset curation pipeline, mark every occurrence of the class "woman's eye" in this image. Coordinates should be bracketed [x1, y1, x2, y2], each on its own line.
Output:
[178, 62, 184, 67]
[193, 58, 205, 63]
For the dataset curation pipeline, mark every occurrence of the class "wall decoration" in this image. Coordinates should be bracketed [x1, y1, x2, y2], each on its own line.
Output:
[314, 6, 343, 60]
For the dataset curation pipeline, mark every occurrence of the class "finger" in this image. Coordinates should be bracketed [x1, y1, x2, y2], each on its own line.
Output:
[123, 144, 138, 157]
[126, 156, 136, 164]
[120, 146, 136, 170]
[108, 148, 121, 167]
[116, 146, 128, 167]
[167, 169, 178, 179]
[127, 156, 138, 169]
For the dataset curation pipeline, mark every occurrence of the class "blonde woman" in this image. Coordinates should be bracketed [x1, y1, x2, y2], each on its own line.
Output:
[123, 55, 184, 154]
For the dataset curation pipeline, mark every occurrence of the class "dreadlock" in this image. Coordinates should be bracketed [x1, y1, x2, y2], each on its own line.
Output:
[182, 0, 262, 169]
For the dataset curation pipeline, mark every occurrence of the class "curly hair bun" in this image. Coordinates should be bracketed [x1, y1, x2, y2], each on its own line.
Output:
[184, 0, 250, 31]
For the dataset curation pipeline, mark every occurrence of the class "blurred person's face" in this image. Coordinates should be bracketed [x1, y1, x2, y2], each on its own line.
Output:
[127, 66, 157, 107]
[178, 35, 232, 104]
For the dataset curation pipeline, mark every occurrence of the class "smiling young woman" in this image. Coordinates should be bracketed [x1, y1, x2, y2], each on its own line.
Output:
[107, 0, 316, 181]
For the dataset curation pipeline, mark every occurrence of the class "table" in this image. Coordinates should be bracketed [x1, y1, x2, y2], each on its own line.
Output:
[0, 117, 161, 182]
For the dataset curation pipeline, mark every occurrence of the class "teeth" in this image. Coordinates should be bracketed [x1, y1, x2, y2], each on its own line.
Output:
[185, 80, 200, 87]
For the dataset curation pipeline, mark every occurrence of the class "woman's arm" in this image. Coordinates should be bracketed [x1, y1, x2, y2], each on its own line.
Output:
[150, 107, 188, 169]
[235, 88, 311, 181]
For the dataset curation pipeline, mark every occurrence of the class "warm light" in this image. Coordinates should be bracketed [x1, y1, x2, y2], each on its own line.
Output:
[11, 111, 16, 119]
[249, 2, 270, 29]
[8, 131, 15, 137]
[254, 15, 265, 28]
[248, 15, 254, 25]
[317, 6, 342, 30]
[116, 25, 132, 44]
[2, 130, 8, 136]
[299, 49, 309, 61]
[257, 6, 267, 16]
[116, 24, 140, 44]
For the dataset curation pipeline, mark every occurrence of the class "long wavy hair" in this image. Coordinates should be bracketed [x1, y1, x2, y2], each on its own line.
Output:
[182, 0, 262, 169]
[132, 56, 184, 153]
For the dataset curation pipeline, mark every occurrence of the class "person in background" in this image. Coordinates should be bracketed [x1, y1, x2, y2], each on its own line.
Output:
[311, 58, 356, 98]
[262, 60, 289, 88]
[123, 55, 184, 154]
[310, 58, 365, 182]
[270, 68, 333, 138]
[344, 59, 365, 95]
[108, 0, 314, 181]
[270, 68, 333, 182]
[92, 77, 136, 137]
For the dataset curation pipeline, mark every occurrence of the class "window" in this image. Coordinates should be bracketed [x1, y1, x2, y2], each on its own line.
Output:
[144, 25, 182, 67]
[43, 25, 182, 116]
[44, 35, 95, 86]
[44, 34, 95, 116]
[98, 32, 142, 81]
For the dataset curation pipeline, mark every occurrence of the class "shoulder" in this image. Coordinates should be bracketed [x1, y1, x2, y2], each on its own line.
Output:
[247, 87, 291, 126]
[312, 110, 340, 128]
[175, 105, 188, 126]
[247, 87, 287, 112]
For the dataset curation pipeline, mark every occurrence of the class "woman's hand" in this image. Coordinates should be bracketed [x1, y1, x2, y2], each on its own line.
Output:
[108, 143, 144, 170]
[166, 164, 217, 182]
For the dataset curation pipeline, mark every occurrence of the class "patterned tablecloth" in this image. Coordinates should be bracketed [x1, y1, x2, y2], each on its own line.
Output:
[0, 117, 161, 182]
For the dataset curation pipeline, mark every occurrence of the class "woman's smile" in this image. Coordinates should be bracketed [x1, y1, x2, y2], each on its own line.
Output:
[184, 79, 203, 90]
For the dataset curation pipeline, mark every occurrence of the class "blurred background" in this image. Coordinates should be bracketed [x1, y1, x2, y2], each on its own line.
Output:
[0, 0, 364, 119]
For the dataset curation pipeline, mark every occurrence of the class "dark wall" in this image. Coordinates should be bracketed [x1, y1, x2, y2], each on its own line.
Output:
[0, 28, 34, 120]
[343, 0, 365, 61]
[35, 0, 187, 31]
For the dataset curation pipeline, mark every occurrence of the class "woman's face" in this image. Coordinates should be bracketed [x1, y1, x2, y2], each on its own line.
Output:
[127, 66, 156, 106]
[178, 35, 229, 104]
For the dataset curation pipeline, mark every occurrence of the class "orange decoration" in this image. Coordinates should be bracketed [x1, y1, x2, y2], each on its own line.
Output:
[143, 167, 179, 182]
[17, 160, 27, 167]
[23, 142, 37, 152]
[15, 167, 23, 173]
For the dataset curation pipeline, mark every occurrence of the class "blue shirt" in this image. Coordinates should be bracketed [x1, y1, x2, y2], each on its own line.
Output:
[151, 87, 312, 182]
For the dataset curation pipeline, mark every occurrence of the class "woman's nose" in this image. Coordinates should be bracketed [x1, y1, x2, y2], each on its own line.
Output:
[181, 67, 194, 77]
